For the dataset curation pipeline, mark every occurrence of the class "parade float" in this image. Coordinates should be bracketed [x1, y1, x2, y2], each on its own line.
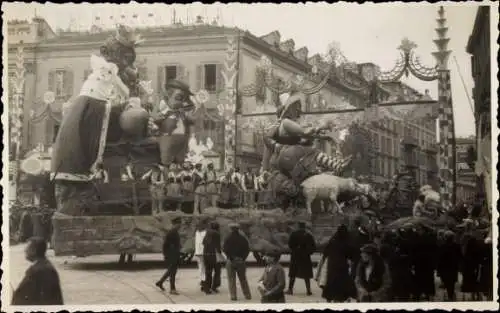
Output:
[48, 7, 471, 262]
[48, 25, 367, 263]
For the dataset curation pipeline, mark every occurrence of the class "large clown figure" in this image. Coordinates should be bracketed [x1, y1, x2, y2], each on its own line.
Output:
[51, 25, 144, 215]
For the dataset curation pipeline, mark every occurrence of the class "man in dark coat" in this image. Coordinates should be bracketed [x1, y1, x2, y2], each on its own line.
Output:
[12, 237, 63, 305]
[286, 221, 316, 296]
[202, 221, 222, 294]
[155, 217, 182, 295]
[321, 224, 355, 303]
[437, 230, 462, 301]
[223, 223, 252, 301]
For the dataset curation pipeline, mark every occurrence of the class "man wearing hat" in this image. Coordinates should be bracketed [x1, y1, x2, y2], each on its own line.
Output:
[354, 243, 391, 302]
[152, 79, 197, 167]
[286, 221, 316, 296]
[156, 217, 183, 295]
[258, 248, 286, 303]
[222, 223, 252, 301]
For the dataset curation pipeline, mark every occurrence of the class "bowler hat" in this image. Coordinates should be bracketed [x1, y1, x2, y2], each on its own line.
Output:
[165, 79, 194, 96]
[360, 243, 378, 255]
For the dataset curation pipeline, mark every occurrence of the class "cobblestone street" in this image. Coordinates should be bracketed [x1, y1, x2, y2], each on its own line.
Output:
[9, 244, 325, 305]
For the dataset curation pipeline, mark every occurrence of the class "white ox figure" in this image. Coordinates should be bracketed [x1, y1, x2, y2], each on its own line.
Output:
[301, 174, 372, 215]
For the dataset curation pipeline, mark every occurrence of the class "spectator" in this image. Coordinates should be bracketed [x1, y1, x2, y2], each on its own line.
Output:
[320, 224, 355, 303]
[203, 221, 223, 294]
[437, 230, 461, 301]
[223, 223, 252, 301]
[354, 243, 391, 302]
[194, 219, 208, 291]
[12, 237, 63, 305]
[286, 221, 316, 296]
[258, 249, 286, 303]
[155, 217, 182, 295]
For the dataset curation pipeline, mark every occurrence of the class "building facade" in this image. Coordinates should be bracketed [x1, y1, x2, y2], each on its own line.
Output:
[455, 137, 477, 204]
[7, 17, 438, 186]
[466, 5, 491, 211]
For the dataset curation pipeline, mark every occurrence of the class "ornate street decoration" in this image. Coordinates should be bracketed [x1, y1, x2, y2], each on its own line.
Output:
[219, 35, 239, 170]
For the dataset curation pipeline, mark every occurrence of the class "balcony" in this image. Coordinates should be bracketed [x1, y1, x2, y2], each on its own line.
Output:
[422, 143, 438, 154]
[401, 136, 419, 148]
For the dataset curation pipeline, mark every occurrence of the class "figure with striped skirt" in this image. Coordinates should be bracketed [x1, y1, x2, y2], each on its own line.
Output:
[261, 92, 353, 210]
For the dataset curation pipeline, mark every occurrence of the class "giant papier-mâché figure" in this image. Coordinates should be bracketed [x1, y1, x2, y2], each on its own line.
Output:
[51, 25, 145, 215]
[261, 92, 353, 201]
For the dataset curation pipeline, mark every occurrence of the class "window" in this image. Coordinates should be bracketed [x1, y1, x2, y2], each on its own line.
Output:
[55, 70, 65, 97]
[204, 64, 217, 92]
[165, 66, 177, 83]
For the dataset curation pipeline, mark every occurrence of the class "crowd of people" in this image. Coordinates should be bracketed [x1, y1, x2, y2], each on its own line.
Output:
[153, 204, 493, 304]
[12, 201, 493, 306]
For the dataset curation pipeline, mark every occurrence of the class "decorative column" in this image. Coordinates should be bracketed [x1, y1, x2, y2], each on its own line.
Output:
[432, 6, 456, 210]
[218, 35, 238, 171]
[12, 44, 26, 199]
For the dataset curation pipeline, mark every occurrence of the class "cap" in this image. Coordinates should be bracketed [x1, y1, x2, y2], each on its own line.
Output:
[360, 243, 378, 255]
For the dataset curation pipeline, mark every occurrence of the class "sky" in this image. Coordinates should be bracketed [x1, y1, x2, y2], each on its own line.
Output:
[3, 2, 491, 137]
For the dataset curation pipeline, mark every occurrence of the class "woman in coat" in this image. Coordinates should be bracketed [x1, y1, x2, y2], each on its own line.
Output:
[320, 224, 356, 303]
[355, 243, 391, 302]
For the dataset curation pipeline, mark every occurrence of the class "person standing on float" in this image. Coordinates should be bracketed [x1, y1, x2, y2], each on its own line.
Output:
[152, 80, 196, 168]
[50, 25, 142, 215]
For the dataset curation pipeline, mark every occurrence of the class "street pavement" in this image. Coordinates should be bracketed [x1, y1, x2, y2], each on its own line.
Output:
[8, 244, 325, 305]
[8, 244, 469, 305]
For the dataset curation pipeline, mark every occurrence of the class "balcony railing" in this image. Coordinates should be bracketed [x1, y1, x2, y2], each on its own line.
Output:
[401, 136, 419, 148]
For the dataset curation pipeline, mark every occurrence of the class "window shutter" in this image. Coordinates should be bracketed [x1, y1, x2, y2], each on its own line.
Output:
[63, 68, 74, 99]
[138, 66, 148, 81]
[157, 66, 165, 95]
[83, 69, 92, 81]
[216, 63, 224, 92]
[196, 65, 203, 91]
[48, 70, 55, 92]
[177, 65, 186, 83]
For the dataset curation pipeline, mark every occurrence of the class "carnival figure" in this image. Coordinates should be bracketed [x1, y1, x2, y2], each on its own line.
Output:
[262, 92, 353, 203]
[152, 80, 196, 167]
[51, 25, 143, 215]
